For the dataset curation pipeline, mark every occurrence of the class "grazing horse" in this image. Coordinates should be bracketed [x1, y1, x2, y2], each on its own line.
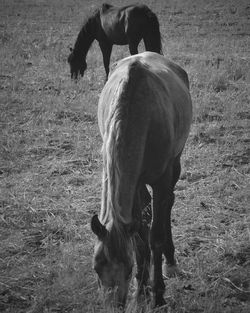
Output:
[91, 52, 192, 308]
[68, 3, 162, 80]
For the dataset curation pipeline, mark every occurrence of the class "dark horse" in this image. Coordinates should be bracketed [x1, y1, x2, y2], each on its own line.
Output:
[91, 52, 192, 309]
[68, 3, 162, 80]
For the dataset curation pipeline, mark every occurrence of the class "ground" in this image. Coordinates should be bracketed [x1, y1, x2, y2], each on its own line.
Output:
[0, 0, 249, 312]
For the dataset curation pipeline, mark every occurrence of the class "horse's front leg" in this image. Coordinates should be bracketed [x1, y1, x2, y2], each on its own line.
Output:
[99, 41, 112, 81]
[150, 225, 166, 307]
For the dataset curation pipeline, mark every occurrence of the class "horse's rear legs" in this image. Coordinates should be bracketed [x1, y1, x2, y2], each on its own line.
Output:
[127, 35, 140, 55]
[162, 157, 181, 278]
[150, 188, 169, 307]
[150, 159, 180, 307]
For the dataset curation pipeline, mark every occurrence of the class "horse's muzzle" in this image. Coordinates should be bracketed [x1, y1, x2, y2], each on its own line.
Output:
[71, 71, 78, 81]
[102, 287, 127, 311]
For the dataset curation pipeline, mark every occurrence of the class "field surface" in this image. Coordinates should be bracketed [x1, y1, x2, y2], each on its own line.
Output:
[0, 0, 249, 312]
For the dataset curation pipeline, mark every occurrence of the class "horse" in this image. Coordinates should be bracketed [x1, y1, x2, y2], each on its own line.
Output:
[68, 3, 162, 80]
[91, 51, 192, 309]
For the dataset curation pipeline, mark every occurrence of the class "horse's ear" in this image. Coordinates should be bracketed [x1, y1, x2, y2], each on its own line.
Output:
[91, 214, 107, 240]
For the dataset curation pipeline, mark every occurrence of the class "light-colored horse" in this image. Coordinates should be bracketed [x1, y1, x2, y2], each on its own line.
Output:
[91, 51, 192, 309]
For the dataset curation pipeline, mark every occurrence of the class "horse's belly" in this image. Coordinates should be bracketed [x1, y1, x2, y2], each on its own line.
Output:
[110, 35, 127, 45]
[104, 29, 128, 45]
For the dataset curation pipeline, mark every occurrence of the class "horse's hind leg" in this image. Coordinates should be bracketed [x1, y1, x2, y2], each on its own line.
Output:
[143, 36, 151, 51]
[127, 35, 140, 55]
[143, 35, 157, 53]
[162, 156, 181, 277]
[150, 164, 176, 307]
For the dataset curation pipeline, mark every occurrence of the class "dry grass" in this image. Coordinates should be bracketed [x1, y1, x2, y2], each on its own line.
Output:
[0, 0, 249, 312]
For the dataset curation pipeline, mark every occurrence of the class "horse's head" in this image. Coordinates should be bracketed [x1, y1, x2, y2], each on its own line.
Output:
[91, 215, 134, 309]
[68, 48, 87, 80]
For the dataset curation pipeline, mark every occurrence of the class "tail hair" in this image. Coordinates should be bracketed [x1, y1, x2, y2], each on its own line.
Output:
[127, 60, 149, 86]
[105, 60, 148, 226]
[145, 8, 163, 54]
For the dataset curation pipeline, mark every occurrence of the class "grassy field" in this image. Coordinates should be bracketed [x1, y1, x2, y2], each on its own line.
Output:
[0, 0, 249, 312]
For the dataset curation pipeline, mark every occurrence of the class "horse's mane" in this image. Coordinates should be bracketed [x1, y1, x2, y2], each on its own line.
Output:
[73, 8, 100, 54]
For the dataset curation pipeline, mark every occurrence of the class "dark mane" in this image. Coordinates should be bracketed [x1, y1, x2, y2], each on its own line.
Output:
[73, 11, 99, 55]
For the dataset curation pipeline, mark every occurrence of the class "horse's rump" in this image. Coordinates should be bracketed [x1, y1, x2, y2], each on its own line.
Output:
[98, 52, 192, 225]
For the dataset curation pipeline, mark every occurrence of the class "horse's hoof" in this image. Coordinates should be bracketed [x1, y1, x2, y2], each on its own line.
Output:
[153, 296, 166, 308]
[163, 264, 191, 279]
[132, 284, 151, 305]
[163, 264, 180, 278]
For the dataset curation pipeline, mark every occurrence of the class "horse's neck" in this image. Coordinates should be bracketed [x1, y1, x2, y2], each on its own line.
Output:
[74, 17, 96, 56]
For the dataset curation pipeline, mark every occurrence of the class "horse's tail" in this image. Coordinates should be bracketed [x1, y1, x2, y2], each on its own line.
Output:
[106, 60, 150, 227]
[144, 7, 163, 55]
